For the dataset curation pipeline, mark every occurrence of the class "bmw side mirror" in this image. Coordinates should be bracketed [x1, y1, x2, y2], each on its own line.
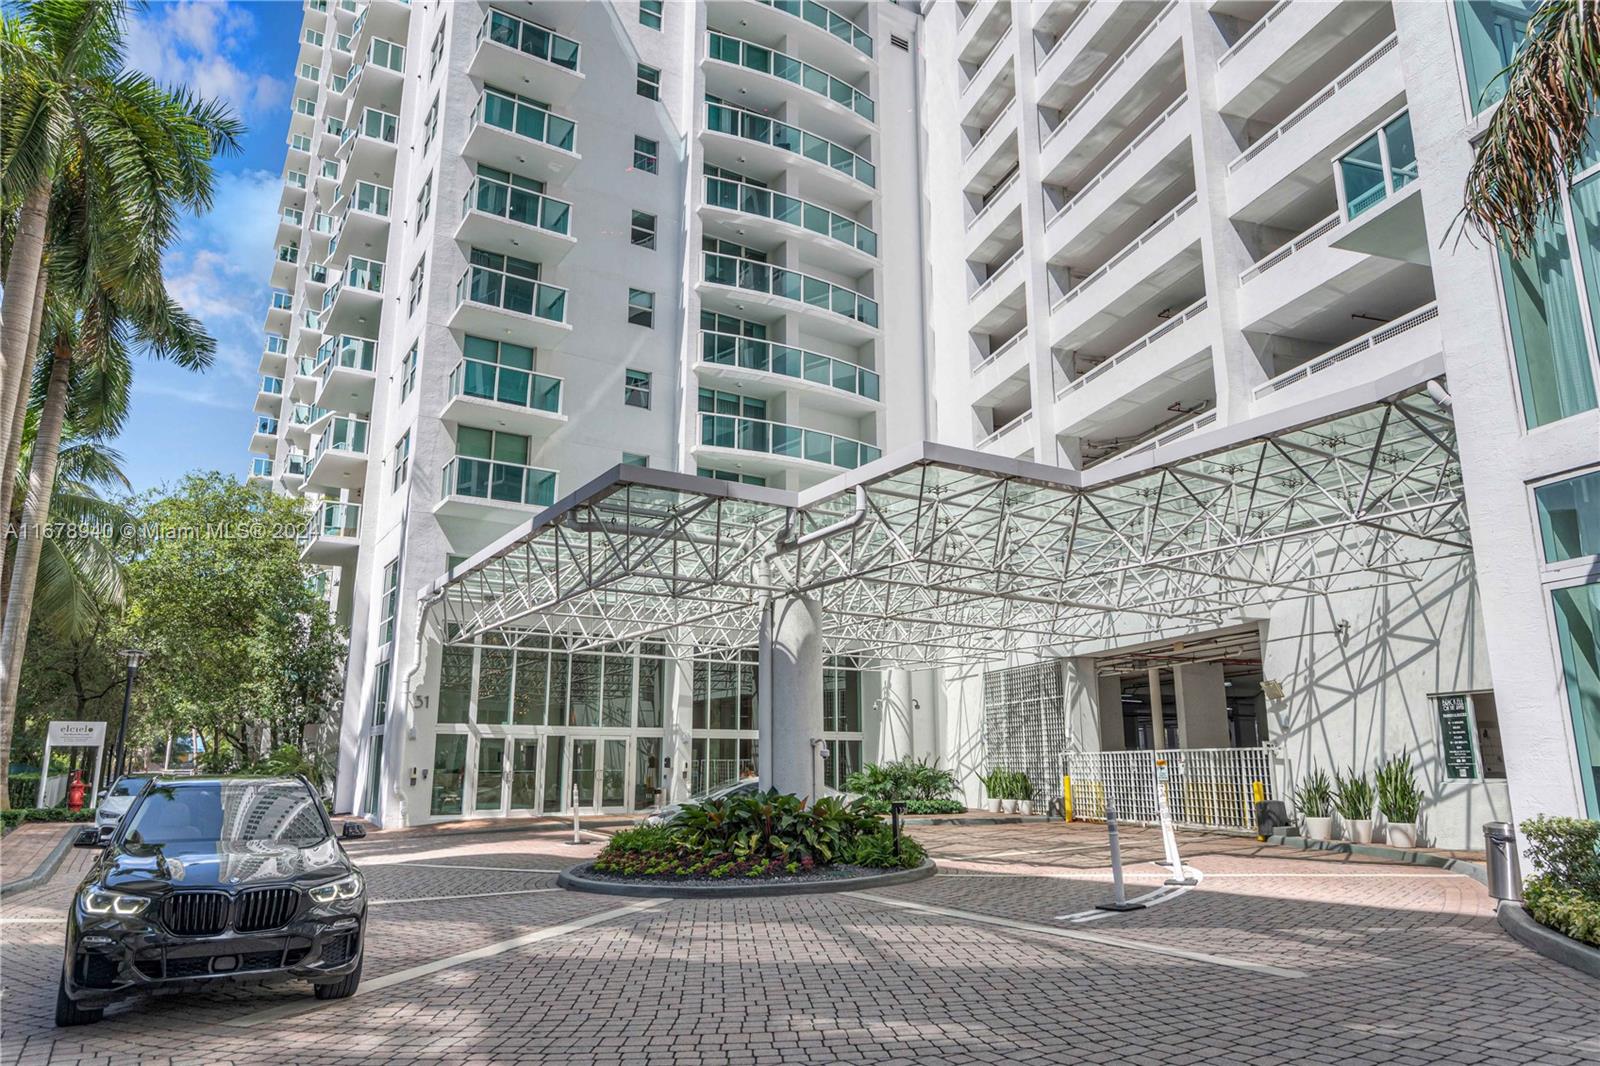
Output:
[341, 822, 366, 840]
[74, 827, 102, 848]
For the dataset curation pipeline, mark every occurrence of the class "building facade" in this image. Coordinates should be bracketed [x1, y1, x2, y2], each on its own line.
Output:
[250, 0, 1600, 848]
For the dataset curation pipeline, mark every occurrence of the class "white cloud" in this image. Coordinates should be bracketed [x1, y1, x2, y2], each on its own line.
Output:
[124, 1, 287, 121]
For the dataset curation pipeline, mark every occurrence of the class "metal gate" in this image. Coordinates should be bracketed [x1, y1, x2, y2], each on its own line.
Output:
[1060, 747, 1276, 832]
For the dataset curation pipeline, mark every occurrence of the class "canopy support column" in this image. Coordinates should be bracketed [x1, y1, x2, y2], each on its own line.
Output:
[760, 592, 824, 799]
[881, 669, 915, 761]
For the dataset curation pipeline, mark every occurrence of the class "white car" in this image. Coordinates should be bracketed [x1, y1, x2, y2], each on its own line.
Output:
[642, 777, 760, 826]
[94, 775, 153, 834]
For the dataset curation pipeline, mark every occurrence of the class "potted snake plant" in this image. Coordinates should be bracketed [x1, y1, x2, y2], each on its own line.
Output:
[1334, 768, 1375, 843]
[979, 768, 1004, 814]
[1017, 774, 1034, 816]
[1295, 769, 1335, 841]
[1376, 752, 1423, 848]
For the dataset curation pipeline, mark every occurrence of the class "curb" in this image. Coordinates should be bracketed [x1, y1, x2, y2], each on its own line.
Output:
[1265, 833, 1489, 887]
[0, 825, 79, 899]
[558, 858, 938, 899]
[1497, 901, 1600, 980]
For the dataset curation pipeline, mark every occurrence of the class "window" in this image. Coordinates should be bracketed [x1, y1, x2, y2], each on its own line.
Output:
[622, 452, 649, 467]
[624, 369, 652, 408]
[627, 288, 655, 328]
[630, 210, 656, 249]
[639, 0, 663, 29]
[371, 660, 391, 728]
[392, 430, 411, 491]
[698, 467, 768, 487]
[633, 135, 658, 174]
[636, 63, 660, 100]
[1454, 0, 1535, 114]
[429, 21, 446, 80]
[399, 342, 419, 402]
[407, 256, 426, 316]
[422, 93, 440, 154]
[289, 133, 312, 153]
[1552, 581, 1600, 817]
[415, 173, 433, 230]
[379, 559, 400, 645]
[1536, 469, 1600, 565]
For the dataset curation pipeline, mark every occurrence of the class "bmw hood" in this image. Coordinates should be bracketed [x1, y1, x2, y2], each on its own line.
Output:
[98, 838, 350, 892]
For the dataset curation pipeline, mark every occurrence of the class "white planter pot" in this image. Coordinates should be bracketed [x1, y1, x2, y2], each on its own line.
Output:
[1385, 822, 1417, 848]
[985, 798, 1003, 814]
[1345, 818, 1374, 844]
[1304, 816, 1335, 841]
[1018, 800, 1033, 816]
[1002, 799, 1019, 814]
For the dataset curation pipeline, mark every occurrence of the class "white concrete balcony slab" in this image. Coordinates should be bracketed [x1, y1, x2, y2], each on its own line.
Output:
[1054, 299, 1212, 437]
[1251, 303, 1441, 418]
[958, 100, 1020, 194]
[319, 276, 383, 337]
[969, 328, 1030, 393]
[455, 179, 576, 267]
[467, 10, 584, 106]
[975, 409, 1034, 456]
[1038, 0, 1182, 188]
[250, 418, 279, 455]
[326, 205, 389, 269]
[1048, 193, 1202, 353]
[960, 40, 1016, 131]
[1035, 0, 1158, 113]
[964, 170, 1023, 259]
[1216, 0, 1393, 123]
[439, 359, 567, 439]
[462, 98, 581, 186]
[967, 248, 1028, 335]
[692, 413, 881, 486]
[957, 0, 1011, 65]
[448, 266, 573, 351]
[299, 502, 361, 566]
[725, 0, 875, 81]
[694, 333, 882, 418]
[703, 34, 875, 147]
[313, 352, 377, 415]
[258, 346, 289, 377]
[434, 457, 559, 554]
[254, 380, 286, 416]
[700, 102, 877, 213]
[1044, 94, 1192, 268]
[697, 254, 879, 346]
[304, 425, 369, 494]
[698, 178, 877, 279]
[1226, 34, 1403, 226]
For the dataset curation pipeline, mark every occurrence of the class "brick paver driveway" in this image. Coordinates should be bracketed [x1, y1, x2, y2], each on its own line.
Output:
[2, 820, 1595, 1065]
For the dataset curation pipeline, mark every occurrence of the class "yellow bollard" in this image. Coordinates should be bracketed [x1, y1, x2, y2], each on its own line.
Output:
[1252, 780, 1266, 839]
[1062, 776, 1073, 822]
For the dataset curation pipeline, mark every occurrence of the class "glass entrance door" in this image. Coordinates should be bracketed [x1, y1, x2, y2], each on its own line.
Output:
[571, 739, 598, 808]
[601, 739, 627, 810]
[509, 739, 540, 812]
[473, 737, 507, 815]
[541, 734, 566, 813]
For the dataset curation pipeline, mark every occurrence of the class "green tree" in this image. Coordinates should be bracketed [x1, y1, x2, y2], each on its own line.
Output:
[1461, 0, 1600, 253]
[120, 473, 344, 773]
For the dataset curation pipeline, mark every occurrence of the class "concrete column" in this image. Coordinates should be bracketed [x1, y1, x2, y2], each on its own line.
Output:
[911, 670, 939, 764]
[1147, 667, 1166, 750]
[761, 593, 824, 799]
[880, 669, 915, 761]
[1097, 674, 1125, 752]
[1174, 663, 1230, 749]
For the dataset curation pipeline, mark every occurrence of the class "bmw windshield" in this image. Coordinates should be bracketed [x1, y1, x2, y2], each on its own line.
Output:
[122, 781, 330, 848]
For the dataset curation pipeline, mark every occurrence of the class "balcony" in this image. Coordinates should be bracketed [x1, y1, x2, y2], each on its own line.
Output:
[701, 101, 876, 208]
[696, 330, 881, 416]
[968, 246, 1027, 335]
[970, 327, 1029, 384]
[248, 455, 274, 484]
[956, 0, 1010, 65]
[959, 99, 1019, 194]
[337, 107, 399, 182]
[706, 31, 874, 127]
[304, 414, 370, 491]
[1216, 0, 1395, 125]
[328, 181, 391, 268]
[282, 450, 308, 485]
[692, 413, 881, 478]
[435, 456, 559, 549]
[1226, 34, 1403, 227]
[1330, 111, 1428, 265]
[455, 175, 576, 265]
[700, 252, 878, 344]
[250, 416, 279, 453]
[976, 409, 1033, 457]
[441, 356, 566, 438]
[313, 335, 378, 411]
[286, 403, 328, 448]
[960, 38, 1015, 133]
[701, 176, 875, 276]
[966, 170, 1023, 256]
[299, 501, 361, 565]
[463, 88, 580, 183]
[1036, 0, 1162, 114]
[259, 335, 289, 375]
[319, 257, 384, 335]
[753, 0, 873, 62]
[469, 8, 583, 105]
[255, 375, 285, 415]
[1253, 303, 1442, 417]
[1055, 299, 1213, 440]
[449, 260, 571, 349]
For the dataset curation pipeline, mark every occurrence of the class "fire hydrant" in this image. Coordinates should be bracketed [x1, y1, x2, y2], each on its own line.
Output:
[67, 770, 86, 812]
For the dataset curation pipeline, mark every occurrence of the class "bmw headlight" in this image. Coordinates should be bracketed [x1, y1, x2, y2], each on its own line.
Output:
[308, 872, 363, 903]
[80, 887, 150, 917]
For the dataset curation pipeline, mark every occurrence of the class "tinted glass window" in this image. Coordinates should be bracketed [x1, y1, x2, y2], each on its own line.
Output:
[124, 782, 327, 846]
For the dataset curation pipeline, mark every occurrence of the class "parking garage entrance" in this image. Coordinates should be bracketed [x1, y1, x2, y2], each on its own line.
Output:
[1094, 626, 1267, 752]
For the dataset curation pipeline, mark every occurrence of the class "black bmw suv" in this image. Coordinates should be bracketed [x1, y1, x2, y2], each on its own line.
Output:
[57, 775, 368, 1026]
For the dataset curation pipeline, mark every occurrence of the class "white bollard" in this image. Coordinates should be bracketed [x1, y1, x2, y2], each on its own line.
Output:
[568, 782, 583, 845]
[1154, 764, 1196, 886]
[1094, 806, 1146, 912]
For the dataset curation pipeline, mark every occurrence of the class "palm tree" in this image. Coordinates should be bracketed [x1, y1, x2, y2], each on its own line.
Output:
[0, 0, 241, 494]
[1461, 0, 1600, 253]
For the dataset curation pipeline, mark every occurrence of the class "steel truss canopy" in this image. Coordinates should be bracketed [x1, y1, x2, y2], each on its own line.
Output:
[434, 391, 1469, 669]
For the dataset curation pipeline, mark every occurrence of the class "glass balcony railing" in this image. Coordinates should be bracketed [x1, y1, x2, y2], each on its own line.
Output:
[702, 253, 878, 328]
[700, 330, 879, 400]
[290, 403, 328, 427]
[255, 416, 280, 436]
[1337, 111, 1417, 221]
[250, 456, 273, 478]
[708, 32, 874, 121]
[340, 107, 398, 152]
[705, 101, 875, 188]
[282, 208, 304, 226]
[704, 176, 876, 256]
[277, 244, 300, 264]
[477, 88, 576, 153]
[462, 176, 571, 236]
[260, 376, 285, 395]
[305, 500, 361, 540]
[301, 308, 322, 332]
[697, 413, 881, 469]
[339, 180, 391, 218]
[449, 357, 562, 414]
[755, 0, 872, 57]
[292, 354, 318, 378]
[266, 334, 289, 356]
[316, 335, 377, 376]
[441, 456, 558, 507]
[456, 264, 568, 324]
[323, 258, 384, 309]
[479, 8, 580, 71]
[285, 451, 307, 477]
[270, 290, 294, 311]
[311, 415, 369, 462]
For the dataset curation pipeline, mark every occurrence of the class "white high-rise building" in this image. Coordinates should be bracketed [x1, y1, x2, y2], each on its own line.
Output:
[251, 0, 1600, 848]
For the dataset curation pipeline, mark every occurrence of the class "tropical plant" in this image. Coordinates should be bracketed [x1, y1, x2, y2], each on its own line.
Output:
[1333, 768, 1375, 822]
[843, 756, 958, 804]
[1375, 753, 1423, 823]
[1519, 814, 1600, 947]
[1459, 0, 1600, 254]
[845, 826, 927, 870]
[1294, 769, 1334, 819]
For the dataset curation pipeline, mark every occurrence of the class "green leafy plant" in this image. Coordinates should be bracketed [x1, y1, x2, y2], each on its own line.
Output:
[1, 806, 96, 835]
[1333, 768, 1374, 822]
[1375, 753, 1423, 823]
[1520, 815, 1600, 896]
[847, 826, 928, 870]
[1294, 770, 1334, 819]
[843, 757, 958, 804]
[7, 773, 41, 809]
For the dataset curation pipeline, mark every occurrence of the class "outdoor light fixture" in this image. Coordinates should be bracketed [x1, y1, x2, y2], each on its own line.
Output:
[1261, 680, 1286, 701]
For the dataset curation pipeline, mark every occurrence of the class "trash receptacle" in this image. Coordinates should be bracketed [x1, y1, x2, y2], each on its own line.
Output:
[1483, 821, 1522, 902]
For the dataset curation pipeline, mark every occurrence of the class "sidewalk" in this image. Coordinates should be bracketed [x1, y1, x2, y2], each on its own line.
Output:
[0, 822, 76, 893]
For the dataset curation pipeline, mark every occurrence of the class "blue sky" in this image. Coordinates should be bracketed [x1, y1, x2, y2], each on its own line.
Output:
[118, 0, 302, 492]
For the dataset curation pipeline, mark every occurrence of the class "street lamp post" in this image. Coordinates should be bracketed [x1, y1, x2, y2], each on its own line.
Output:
[113, 649, 146, 780]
